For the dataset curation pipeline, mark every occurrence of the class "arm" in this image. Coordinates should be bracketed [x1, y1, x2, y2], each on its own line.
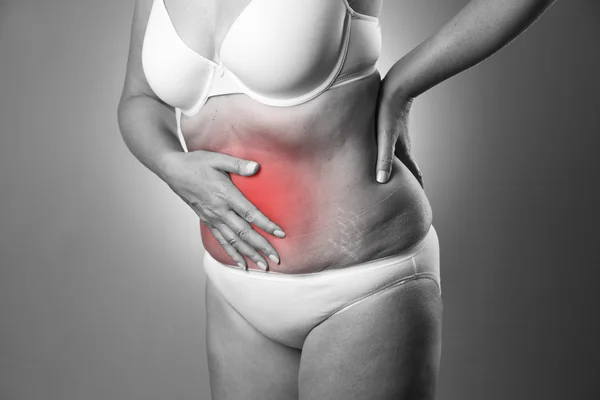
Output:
[117, 0, 284, 270]
[117, 0, 187, 181]
[375, 0, 558, 184]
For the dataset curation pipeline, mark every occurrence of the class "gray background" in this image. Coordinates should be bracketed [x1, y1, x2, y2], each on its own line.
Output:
[1, 0, 598, 399]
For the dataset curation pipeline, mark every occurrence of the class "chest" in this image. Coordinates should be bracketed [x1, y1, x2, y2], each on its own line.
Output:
[142, 0, 382, 117]
[163, 0, 379, 61]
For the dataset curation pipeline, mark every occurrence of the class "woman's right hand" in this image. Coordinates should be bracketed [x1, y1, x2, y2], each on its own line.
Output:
[160, 150, 285, 270]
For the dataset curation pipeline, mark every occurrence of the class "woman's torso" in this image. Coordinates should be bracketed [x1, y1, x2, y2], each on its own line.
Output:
[153, 0, 432, 273]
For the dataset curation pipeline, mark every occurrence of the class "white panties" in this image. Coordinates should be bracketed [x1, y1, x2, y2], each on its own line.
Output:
[204, 226, 440, 349]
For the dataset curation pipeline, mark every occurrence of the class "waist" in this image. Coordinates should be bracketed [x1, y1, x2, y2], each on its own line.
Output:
[186, 75, 431, 273]
[198, 149, 431, 273]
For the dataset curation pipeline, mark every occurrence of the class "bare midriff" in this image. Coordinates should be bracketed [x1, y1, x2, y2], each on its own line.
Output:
[182, 72, 432, 273]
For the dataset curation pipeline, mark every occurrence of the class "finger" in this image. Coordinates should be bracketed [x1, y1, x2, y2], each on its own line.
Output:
[216, 223, 269, 271]
[375, 123, 397, 184]
[407, 155, 425, 188]
[228, 194, 286, 238]
[208, 152, 260, 176]
[207, 226, 247, 269]
[223, 210, 281, 264]
[394, 149, 424, 188]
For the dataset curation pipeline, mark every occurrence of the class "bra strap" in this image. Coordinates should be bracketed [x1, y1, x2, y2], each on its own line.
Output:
[175, 107, 189, 153]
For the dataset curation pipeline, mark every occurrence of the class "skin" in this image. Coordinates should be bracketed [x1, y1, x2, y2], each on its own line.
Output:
[118, 0, 556, 398]
[207, 274, 442, 400]
[187, 72, 430, 273]
[168, 0, 429, 273]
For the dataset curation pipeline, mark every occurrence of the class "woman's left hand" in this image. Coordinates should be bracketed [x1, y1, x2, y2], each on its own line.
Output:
[375, 88, 424, 187]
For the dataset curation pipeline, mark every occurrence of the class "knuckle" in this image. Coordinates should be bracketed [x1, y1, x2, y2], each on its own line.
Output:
[201, 207, 220, 222]
[379, 156, 393, 168]
[228, 237, 239, 248]
[243, 207, 258, 222]
[215, 180, 231, 197]
[264, 220, 276, 231]
[237, 229, 250, 240]
[234, 159, 243, 174]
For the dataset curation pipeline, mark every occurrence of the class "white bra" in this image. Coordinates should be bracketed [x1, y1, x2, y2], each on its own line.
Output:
[142, 0, 382, 151]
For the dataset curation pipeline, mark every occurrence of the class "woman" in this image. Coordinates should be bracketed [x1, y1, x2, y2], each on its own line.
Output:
[118, 0, 556, 398]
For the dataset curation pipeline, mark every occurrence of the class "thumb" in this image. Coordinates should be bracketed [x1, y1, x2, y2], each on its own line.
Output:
[376, 127, 396, 183]
[375, 101, 398, 184]
[207, 152, 260, 176]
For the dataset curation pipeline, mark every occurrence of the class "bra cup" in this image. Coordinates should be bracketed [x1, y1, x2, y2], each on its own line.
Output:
[337, 18, 382, 77]
[220, 0, 348, 100]
[142, 0, 214, 113]
[141, 0, 382, 119]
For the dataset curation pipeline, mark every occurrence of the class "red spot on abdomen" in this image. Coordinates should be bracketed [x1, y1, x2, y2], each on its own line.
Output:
[200, 147, 330, 270]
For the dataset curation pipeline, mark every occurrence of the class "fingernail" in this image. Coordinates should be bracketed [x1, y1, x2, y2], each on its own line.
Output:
[273, 229, 285, 238]
[246, 162, 259, 174]
[269, 254, 280, 264]
[237, 262, 246, 270]
[257, 261, 268, 270]
[376, 170, 389, 183]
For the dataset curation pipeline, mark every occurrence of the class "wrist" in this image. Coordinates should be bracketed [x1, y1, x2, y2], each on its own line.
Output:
[155, 150, 185, 183]
[382, 35, 438, 101]
[381, 71, 415, 106]
[380, 76, 414, 119]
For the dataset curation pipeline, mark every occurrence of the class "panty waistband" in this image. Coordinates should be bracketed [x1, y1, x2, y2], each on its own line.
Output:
[203, 225, 439, 282]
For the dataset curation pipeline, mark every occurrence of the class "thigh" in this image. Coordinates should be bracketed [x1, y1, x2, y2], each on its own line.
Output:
[298, 278, 442, 400]
[205, 278, 301, 400]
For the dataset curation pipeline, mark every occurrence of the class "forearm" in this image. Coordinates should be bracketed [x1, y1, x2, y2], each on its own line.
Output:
[382, 0, 557, 100]
[117, 95, 182, 181]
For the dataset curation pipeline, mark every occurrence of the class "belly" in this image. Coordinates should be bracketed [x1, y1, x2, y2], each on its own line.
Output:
[182, 72, 432, 273]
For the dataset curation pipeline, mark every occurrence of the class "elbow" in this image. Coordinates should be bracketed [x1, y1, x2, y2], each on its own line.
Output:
[117, 96, 131, 142]
[117, 93, 136, 130]
[117, 93, 144, 152]
[116, 97, 127, 134]
[117, 93, 144, 137]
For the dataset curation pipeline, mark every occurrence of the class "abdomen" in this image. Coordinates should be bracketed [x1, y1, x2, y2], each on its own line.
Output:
[184, 73, 432, 273]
